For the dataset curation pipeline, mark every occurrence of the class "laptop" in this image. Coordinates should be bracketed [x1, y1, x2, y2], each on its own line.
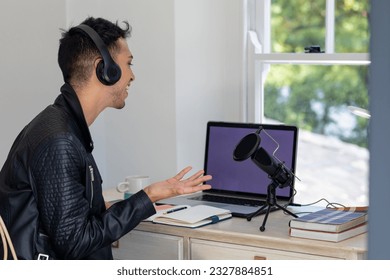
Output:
[157, 121, 299, 217]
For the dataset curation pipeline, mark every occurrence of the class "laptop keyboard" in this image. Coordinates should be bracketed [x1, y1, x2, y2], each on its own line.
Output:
[190, 194, 264, 207]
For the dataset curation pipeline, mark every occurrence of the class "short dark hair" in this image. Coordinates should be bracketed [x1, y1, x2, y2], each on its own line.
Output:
[58, 17, 131, 86]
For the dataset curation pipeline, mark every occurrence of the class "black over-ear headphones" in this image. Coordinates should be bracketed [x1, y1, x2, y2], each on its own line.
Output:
[75, 24, 121, 86]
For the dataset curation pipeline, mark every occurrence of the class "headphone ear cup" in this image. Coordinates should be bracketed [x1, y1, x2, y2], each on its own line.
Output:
[96, 59, 122, 85]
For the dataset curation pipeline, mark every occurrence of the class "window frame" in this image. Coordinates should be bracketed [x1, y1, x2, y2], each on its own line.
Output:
[243, 0, 370, 123]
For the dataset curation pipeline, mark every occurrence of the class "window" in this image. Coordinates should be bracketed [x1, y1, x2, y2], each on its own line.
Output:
[245, 0, 369, 206]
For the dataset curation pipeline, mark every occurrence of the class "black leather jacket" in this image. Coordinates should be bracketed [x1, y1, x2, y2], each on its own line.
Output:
[0, 83, 155, 259]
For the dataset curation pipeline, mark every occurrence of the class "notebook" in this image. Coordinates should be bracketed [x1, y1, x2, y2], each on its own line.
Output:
[157, 121, 299, 218]
[146, 205, 232, 228]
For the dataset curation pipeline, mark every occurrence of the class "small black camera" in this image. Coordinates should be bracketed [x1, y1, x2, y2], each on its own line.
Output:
[304, 45, 324, 53]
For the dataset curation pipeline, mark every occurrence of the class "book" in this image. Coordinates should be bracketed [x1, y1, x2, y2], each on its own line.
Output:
[145, 204, 232, 228]
[289, 207, 368, 232]
[289, 223, 367, 242]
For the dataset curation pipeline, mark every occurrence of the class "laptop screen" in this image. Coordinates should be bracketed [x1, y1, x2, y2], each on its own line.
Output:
[203, 121, 298, 201]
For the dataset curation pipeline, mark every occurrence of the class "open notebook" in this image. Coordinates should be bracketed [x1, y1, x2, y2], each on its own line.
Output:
[157, 121, 299, 217]
[145, 205, 232, 228]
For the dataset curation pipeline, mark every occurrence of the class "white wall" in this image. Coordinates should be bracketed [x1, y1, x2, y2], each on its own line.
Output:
[175, 0, 243, 172]
[0, 0, 243, 188]
[0, 0, 66, 163]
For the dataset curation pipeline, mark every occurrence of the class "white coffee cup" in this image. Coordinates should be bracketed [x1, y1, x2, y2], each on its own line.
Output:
[117, 175, 151, 199]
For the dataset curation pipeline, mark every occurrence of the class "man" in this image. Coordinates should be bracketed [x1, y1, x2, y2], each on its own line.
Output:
[0, 17, 211, 260]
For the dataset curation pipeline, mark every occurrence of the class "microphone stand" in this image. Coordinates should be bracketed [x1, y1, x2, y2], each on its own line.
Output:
[247, 180, 298, 232]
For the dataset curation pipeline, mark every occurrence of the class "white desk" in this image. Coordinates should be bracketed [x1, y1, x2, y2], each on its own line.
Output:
[105, 189, 366, 260]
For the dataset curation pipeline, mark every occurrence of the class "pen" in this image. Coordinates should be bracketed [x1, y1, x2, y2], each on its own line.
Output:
[165, 206, 188, 214]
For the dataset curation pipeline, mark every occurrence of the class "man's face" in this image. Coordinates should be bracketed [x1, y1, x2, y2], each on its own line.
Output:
[109, 38, 135, 109]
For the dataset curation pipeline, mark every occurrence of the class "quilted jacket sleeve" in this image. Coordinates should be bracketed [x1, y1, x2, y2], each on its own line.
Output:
[32, 136, 155, 259]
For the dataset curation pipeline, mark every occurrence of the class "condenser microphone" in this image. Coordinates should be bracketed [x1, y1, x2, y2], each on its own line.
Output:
[232, 124, 299, 230]
[233, 125, 295, 188]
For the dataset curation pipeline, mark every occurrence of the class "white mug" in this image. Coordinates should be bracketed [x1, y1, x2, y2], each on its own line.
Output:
[117, 175, 151, 199]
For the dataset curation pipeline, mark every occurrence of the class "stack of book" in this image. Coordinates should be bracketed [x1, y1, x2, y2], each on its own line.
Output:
[289, 207, 368, 242]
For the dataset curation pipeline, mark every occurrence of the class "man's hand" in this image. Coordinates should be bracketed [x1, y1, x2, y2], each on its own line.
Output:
[143, 166, 212, 203]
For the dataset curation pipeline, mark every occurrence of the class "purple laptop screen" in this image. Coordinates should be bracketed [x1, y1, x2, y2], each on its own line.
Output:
[204, 122, 298, 199]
